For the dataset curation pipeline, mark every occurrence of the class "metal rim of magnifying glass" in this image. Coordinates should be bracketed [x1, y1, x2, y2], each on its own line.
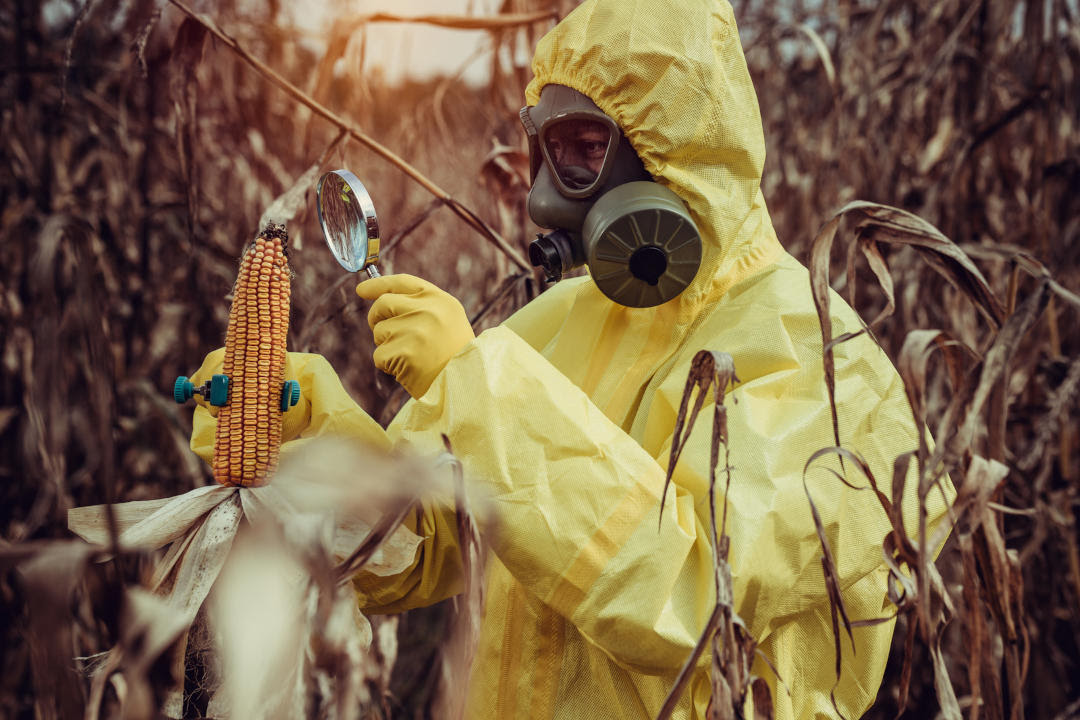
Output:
[316, 169, 381, 273]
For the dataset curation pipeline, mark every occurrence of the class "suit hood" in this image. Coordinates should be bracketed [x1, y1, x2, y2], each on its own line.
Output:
[526, 0, 783, 314]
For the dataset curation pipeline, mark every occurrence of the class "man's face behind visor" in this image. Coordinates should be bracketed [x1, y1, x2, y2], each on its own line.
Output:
[544, 119, 614, 193]
[519, 85, 647, 234]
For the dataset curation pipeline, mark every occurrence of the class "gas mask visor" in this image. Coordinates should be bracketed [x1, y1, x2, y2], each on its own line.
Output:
[521, 86, 702, 308]
[520, 106, 620, 198]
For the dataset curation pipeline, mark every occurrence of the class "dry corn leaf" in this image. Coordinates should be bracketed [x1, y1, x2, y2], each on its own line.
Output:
[946, 279, 1052, 467]
[931, 626, 963, 720]
[810, 200, 1005, 450]
[431, 435, 488, 720]
[918, 115, 955, 175]
[12, 541, 100, 720]
[258, 161, 320, 232]
[793, 22, 836, 88]
[656, 350, 767, 720]
[210, 522, 313, 720]
[897, 329, 978, 445]
[801, 448, 871, 718]
[109, 588, 190, 720]
[169, 17, 208, 241]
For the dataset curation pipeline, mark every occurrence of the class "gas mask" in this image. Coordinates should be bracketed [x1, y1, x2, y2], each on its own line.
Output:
[521, 85, 702, 308]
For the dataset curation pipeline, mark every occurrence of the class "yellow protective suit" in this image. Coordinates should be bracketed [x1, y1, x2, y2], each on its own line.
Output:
[191, 1, 949, 717]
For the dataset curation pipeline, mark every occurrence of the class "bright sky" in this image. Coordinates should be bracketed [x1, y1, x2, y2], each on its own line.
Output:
[39, 0, 534, 86]
[285, 0, 534, 85]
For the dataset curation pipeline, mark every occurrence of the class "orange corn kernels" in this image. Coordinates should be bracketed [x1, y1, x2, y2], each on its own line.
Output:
[212, 224, 291, 487]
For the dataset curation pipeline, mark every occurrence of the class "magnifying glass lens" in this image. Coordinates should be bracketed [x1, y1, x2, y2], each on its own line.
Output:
[318, 172, 370, 272]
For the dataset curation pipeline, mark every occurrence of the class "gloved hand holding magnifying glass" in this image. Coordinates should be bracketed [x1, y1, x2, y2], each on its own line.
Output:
[317, 170, 474, 400]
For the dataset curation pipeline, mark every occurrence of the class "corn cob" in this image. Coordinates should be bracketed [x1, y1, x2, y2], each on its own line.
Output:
[212, 224, 291, 487]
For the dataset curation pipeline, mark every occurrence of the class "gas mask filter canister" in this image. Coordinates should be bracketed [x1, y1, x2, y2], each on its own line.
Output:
[521, 85, 702, 308]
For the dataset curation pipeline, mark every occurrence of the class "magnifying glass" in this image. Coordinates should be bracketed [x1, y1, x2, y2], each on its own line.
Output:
[316, 169, 381, 278]
[316, 169, 399, 388]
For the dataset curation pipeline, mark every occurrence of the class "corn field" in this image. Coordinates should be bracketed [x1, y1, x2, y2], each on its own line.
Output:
[1, 0, 1077, 718]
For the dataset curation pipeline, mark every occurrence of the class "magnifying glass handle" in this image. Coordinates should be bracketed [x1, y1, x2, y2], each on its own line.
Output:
[362, 263, 396, 387]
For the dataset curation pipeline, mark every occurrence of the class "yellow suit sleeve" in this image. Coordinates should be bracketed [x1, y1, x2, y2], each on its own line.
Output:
[387, 326, 722, 675]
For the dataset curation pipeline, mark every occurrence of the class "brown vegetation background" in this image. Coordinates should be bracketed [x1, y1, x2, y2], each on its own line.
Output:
[1, 0, 1078, 717]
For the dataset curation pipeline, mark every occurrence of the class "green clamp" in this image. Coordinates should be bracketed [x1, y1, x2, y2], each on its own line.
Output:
[209, 374, 229, 407]
[173, 376, 194, 404]
[173, 374, 229, 406]
[281, 380, 300, 412]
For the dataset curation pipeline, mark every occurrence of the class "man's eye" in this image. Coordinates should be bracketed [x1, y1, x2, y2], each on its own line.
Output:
[583, 141, 606, 157]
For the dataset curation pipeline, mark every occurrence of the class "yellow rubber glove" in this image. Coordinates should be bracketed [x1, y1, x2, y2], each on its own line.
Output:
[188, 349, 391, 466]
[355, 274, 475, 399]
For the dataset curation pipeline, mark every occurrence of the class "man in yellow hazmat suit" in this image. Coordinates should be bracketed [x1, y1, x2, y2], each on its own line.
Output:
[189, 0, 949, 717]
[347, 0, 954, 716]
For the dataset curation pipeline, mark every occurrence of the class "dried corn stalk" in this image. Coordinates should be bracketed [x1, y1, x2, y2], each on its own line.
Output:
[656, 350, 773, 720]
